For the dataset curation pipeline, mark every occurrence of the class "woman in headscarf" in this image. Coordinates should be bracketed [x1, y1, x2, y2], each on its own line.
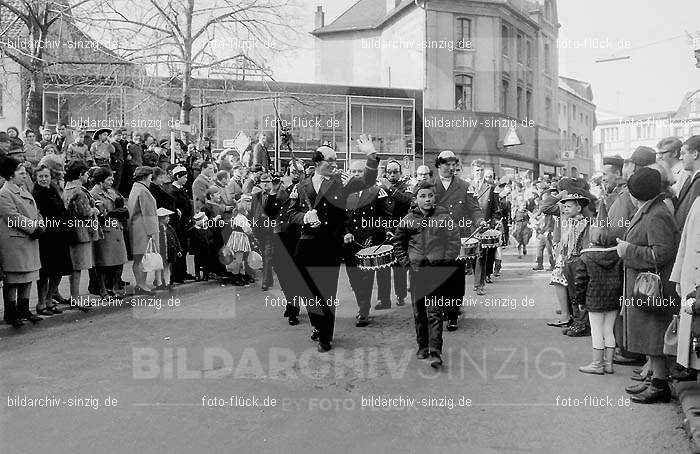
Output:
[32, 164, 72, 315]
[128, 166, 159, 295]
[63, 161, 101, 310]
[90, 167, 129, 299]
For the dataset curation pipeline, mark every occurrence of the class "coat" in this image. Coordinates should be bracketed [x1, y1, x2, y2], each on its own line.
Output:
[127, 181, 159, 255]
[0, 181, 42, 278]
[675, 171, 700, 228]
[32, 183, 72, 275]
[192, 174, 213, 213]
[574, 250, 623, 312]
[433, 176, 484, 237]
[672, 197, 700, 368]
[344, 187, 386, 249]
[91, 185, 128, 267]
[393, 206, 461, 268]
[470, 180, 501, 225]
[620, 195, 680, 356]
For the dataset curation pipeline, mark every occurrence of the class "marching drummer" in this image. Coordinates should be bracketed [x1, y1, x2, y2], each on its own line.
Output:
[343, 161, 387, 327]
[393, 181, 461, 369]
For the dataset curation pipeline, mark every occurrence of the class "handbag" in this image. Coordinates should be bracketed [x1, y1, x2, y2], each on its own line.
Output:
[141, 237, 164, 273]
[247, 250, 263, 270]
[632, 248, 671, 313]
[663, 315, 679, 356]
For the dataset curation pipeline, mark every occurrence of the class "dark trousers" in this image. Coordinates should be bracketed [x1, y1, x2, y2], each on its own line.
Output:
[272, 235, 303, 317]
[536, 232, 555, 268]
[96, 265, 122, 295]
[260, 235, 274, 288]
[295, 239, 339, 344]
[376, 263, 407, 303]
[410, 267, 445, 354]
[442, 261, 464, 322]
[344, 248, 375, 318]
[477, 247, 496, 284]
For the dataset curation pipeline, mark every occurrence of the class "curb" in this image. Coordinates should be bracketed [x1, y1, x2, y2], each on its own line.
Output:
[0, 279, 225, 338]
[675, 381, 700, 454]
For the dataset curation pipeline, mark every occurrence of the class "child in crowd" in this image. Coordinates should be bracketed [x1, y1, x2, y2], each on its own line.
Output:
[512, 200, 532, 258]
[155, 208, 183, 290]
[393, 181, 460, 369]
[547, 193, 591, 334]
[574, 218, 623, 375]
[225, 197, 253, 286]
[188, 212, 216, 281]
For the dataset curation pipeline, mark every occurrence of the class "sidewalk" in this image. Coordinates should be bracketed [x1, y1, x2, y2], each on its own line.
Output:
[675, 380, 700, 453]
[0, 256, 221, 335]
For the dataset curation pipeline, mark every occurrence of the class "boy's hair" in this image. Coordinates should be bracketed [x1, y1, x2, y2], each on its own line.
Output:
[415, 180, 435, 193]
[589, 227, 615, 248]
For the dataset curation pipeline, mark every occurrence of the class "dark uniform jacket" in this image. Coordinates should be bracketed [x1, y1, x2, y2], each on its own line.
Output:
[434, 176, 484, 237]
[675, 171, 700, 228]
[376, 180, 413, 233]
[470, 180, 501, 226]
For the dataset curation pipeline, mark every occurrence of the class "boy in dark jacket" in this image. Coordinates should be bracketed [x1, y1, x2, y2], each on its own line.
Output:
[393, 181, 460, 369]
[574, 226, 623, 375]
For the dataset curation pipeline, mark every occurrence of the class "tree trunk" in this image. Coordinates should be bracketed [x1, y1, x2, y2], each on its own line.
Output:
[24, 64, 44, 133]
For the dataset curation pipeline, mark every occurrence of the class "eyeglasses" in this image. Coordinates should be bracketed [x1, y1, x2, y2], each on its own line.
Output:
[386, 170, 400, 174]
[323, 158, 337, 163]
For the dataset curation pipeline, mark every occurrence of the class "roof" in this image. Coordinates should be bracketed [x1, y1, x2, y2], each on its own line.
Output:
[312, 0, 545, 36]
[0, 0, 25, 40]
[673, 89, 700, 118]
[559, 76, 593, 103]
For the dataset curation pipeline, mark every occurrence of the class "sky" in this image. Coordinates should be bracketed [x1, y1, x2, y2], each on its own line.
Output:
[271, 0, 700, 121]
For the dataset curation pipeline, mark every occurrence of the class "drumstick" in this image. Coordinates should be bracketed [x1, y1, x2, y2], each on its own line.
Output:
[371, 236, 392, 254]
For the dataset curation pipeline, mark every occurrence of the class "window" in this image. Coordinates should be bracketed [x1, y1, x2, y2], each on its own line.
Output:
[584, 138, 589, 156]
[516, 86, 523, 118]
[636, 124, 655, 139]
[580, 113, 583, 123]
[455, 75, 473, 111]
[545, 97, 552, 126]
[674, 127, 684, 138]
[544, 41, 551, 74]
[526, 39, 532, 67]
[602, 127, 619, 142]
[502, 25, 509, 56]
[456, 18, 471, 49]
[572, 105, 576, 121]
[572, 133, 577, 151]
[526, 90, 532, 120]
[562, 130, 567, 147]
[517, 34, 524, 63]
[501, 80, 509, 114]
[691, 125, 700, 136]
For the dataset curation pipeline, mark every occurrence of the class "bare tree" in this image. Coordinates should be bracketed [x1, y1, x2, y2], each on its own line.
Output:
[76, 0, 300, 139]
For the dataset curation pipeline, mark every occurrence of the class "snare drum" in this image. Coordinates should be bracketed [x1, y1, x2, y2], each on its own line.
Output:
[477, 229, 501, 248]
[356, 245, 396, 270]
[458, 238, 480, 260]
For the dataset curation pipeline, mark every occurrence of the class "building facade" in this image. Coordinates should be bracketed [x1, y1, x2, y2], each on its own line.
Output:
[557, 76, 597, 178]
[312, 0, 594, 179]
[595, 89, 700, 160]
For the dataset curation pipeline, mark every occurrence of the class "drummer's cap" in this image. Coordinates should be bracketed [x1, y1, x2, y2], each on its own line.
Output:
[436, 150, 458, 166]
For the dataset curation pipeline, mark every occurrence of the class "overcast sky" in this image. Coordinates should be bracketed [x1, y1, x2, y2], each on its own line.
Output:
[271, 0, 700, 121]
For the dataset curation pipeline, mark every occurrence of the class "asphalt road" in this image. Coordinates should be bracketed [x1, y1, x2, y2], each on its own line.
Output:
[0, 249, 690, 454]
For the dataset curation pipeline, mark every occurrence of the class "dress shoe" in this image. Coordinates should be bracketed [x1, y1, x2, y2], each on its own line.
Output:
[355, 316, 370, 327]
[476, 287, 486, 296]
[396, 298, 406, 307]
[133, 286, 156, 296]
[630, 379, 671, 404]
[288, 316, 300, 326]
[261, 286, 269, 291]
[546, 266, 555, 272]
[429, 352, 443, 369]
[416, 348, 429, 359]
[310, 329, 320, 341]
[446, 320, 458, 331]
[532, 265, 544, 271]
[485, 276, 493, 284]
[318, 342, 332, 353]
[547, 317, 572, 327]
[374, 301, 391, 310]
[613, 353, 645, 366]
[5, 317, 24, 327]
[184, 273, 197, 281]
[48, 305, 63, 314]
[626, 379, 650, 395]
[36, 308, 54, 316]
[21, 312, 43, 323]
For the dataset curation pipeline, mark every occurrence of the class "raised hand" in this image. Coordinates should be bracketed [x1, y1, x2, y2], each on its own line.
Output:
[356, 134, 377, 156]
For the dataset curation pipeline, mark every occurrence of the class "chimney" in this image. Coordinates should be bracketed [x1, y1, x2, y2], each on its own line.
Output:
[315, 6, 325, 29]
